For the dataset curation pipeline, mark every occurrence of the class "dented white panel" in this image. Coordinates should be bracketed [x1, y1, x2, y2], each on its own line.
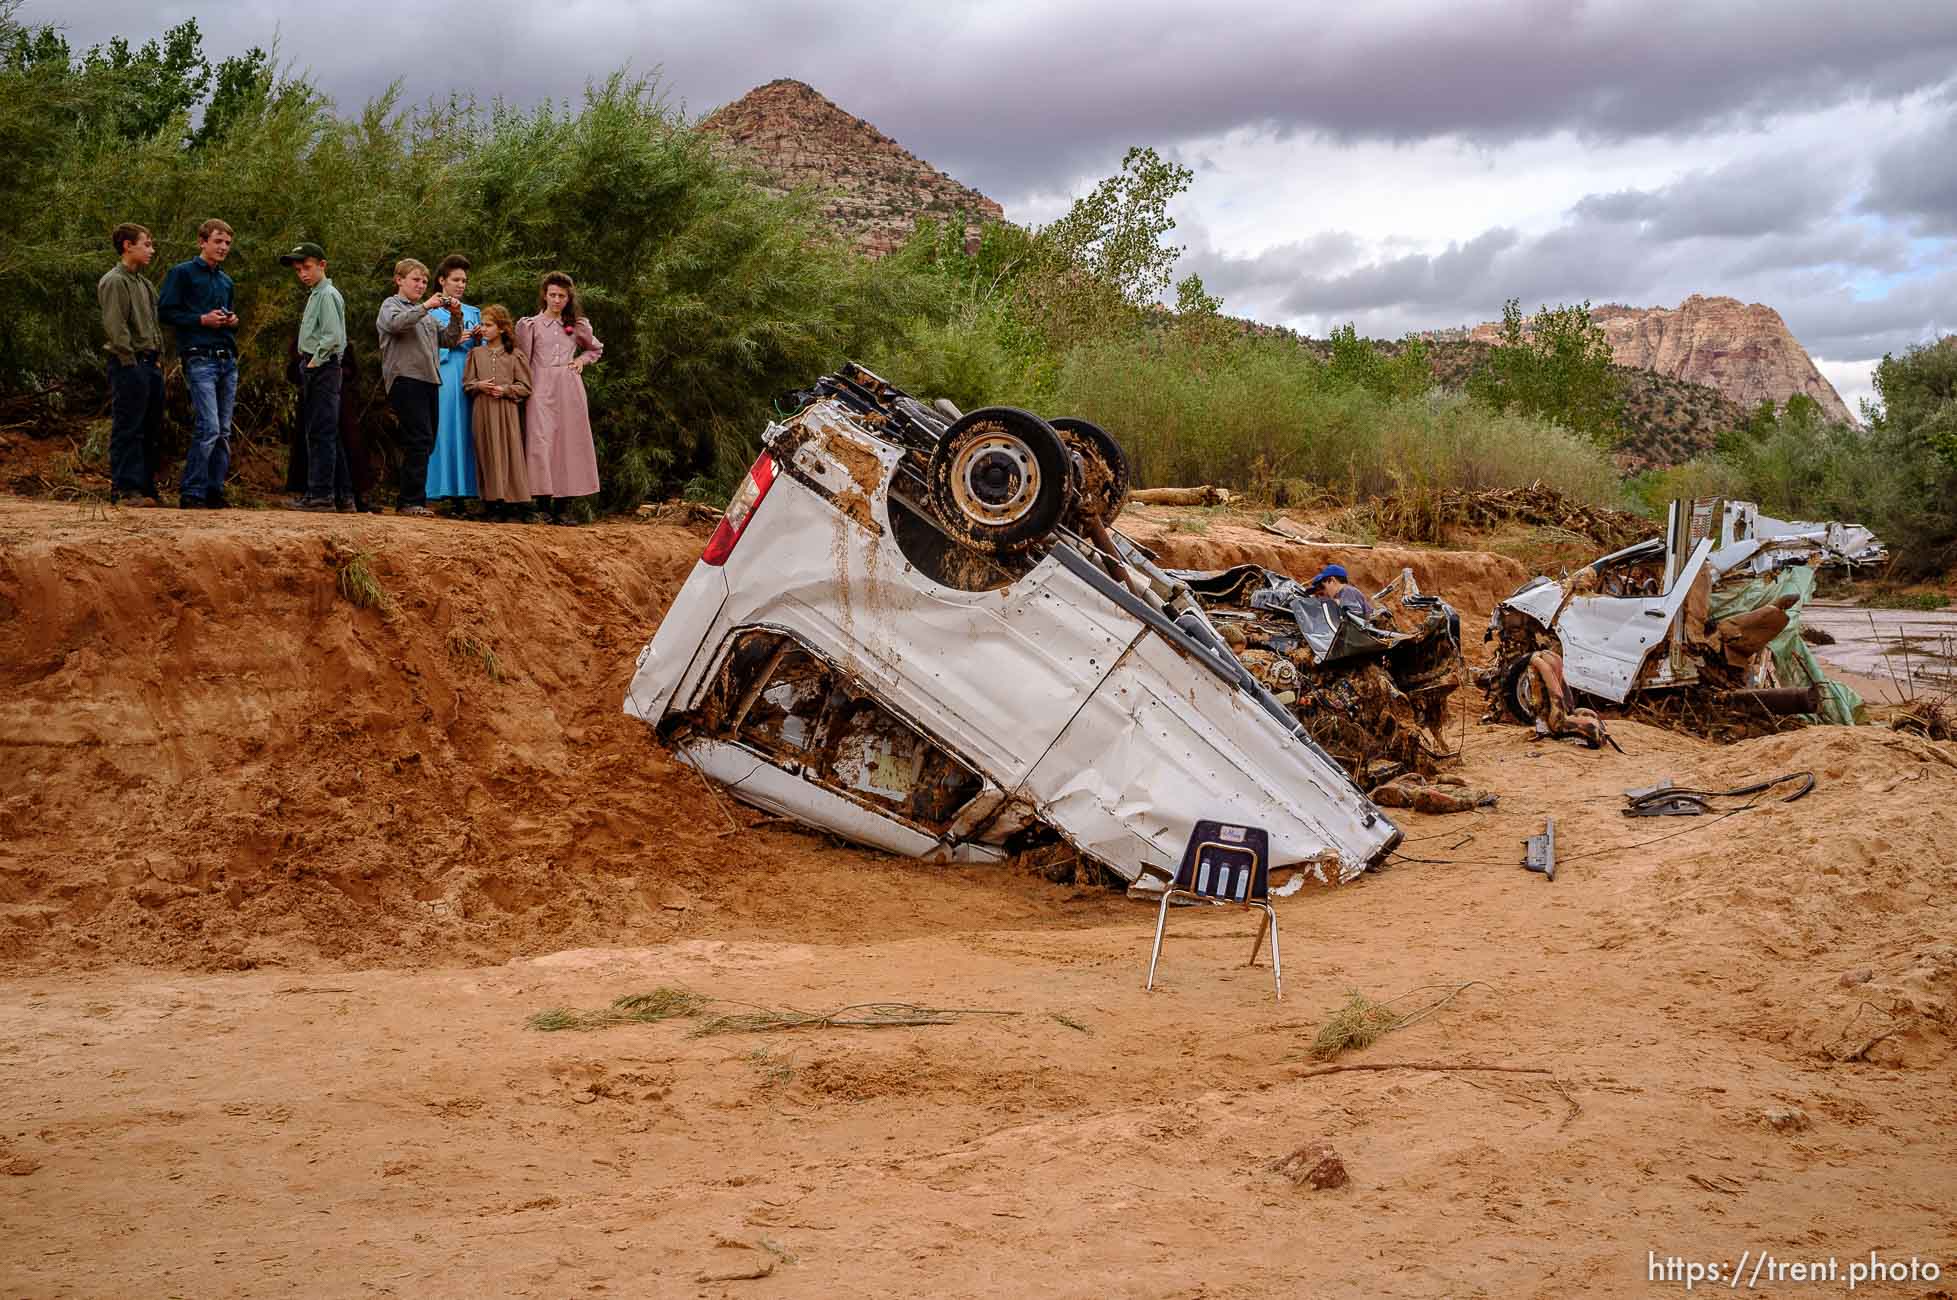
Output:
[1020, 633, 1396, 884]
[626, 562, 730, 722]
[642, 460, 1138, 788]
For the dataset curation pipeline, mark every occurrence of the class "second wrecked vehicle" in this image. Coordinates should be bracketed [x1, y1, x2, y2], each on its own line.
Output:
[625, 364, 1412, 888]
[1484, 496, 1868, 735]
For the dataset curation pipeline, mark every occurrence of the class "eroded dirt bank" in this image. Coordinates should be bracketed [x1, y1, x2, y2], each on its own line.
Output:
[0, 499, 1525, 973]
[2, 498, 1954, 1298]
[0, 501, 1117, 971]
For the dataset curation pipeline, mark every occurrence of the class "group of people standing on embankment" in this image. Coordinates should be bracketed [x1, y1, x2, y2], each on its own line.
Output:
[95, 218, 605, 524]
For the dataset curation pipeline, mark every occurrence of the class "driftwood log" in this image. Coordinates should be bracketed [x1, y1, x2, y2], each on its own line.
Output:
[1131, 486, 1235, 507]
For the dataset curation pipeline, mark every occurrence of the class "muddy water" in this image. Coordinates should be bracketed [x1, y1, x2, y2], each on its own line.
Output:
[1805, 602, 1957, 695]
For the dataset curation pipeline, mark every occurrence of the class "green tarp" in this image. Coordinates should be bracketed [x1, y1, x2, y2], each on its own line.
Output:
[1707, 565, 1865, 725]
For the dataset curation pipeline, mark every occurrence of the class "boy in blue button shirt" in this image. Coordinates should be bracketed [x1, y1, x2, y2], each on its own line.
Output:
[158, 218, 240, 509]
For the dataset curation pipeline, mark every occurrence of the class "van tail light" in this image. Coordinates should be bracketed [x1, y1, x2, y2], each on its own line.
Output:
[701, 452, 777, 566]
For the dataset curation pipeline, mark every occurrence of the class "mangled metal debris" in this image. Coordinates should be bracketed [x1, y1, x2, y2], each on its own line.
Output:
[1622, 789, 1709, 817]
[1521, 819, 1555, 881]
[1170, 562, 1465, 786]
[625, 363, 1406, 891]
[1620, 772, 1816, 817]
[1697, 498, 1887, 575]
[1482, 496, 1871, 738]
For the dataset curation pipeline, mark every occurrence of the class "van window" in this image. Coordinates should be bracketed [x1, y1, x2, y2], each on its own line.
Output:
[697, 629, 984, 831]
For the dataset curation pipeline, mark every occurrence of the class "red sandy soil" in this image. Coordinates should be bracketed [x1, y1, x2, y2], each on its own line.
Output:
[2, 497, 1954, 1298]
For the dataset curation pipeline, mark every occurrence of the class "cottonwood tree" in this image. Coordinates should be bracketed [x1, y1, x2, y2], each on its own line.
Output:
[1019, 145, 1194, 348]
[1856, 338, 1957, 572]
[1470, 298, 1621, 442]
[1871, 337, 1957, 468]
[1326, 323, 1432, 401]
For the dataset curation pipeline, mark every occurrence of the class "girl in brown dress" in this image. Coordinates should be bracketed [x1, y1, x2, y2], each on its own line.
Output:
[461, 305, 533, 521]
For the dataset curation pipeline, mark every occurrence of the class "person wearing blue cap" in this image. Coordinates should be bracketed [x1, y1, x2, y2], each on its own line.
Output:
[1306, 564, 1375, 619]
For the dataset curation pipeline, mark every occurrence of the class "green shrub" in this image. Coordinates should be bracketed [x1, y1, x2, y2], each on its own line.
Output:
[1049, 334, 1621, 504]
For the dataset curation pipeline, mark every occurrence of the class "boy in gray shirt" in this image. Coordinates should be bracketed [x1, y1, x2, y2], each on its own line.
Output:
[1306, 565, 1376, 621]
[376, 257, 460, 516]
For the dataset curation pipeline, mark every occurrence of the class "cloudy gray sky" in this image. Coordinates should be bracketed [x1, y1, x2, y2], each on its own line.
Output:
[44, 0, 1957, 412]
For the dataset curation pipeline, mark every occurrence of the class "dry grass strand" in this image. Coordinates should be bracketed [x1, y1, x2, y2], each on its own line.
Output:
[526, 986, 711, 1032]
[1309, 981, 1490, 1060]
[332, 547, 396, 615]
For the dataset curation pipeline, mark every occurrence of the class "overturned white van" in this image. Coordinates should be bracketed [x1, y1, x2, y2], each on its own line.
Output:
[625, 365, 1402, 888]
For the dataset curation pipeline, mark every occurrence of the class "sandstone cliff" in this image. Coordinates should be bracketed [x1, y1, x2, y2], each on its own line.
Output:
[1472, 295, 1854, 425]
[699, 79, 1004, 258]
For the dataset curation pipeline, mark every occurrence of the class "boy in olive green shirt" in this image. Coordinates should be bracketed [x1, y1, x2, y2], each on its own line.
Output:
[97, 222, 164, 505]
[280, 241, 351, 510]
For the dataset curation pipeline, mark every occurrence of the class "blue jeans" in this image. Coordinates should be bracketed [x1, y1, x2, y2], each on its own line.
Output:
[181, 352, 237, 502]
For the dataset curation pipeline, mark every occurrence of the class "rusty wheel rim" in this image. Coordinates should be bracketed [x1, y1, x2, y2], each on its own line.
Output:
[949, 430, 1041, 527]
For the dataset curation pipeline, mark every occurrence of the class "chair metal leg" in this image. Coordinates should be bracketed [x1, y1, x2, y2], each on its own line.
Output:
[1145, 888, 1177, 990]
[1150, 889, 1279, 998]
[1265, 905, 1282, 1001]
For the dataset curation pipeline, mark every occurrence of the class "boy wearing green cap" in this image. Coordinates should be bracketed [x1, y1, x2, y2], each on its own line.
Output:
[282, 241, 349, 511]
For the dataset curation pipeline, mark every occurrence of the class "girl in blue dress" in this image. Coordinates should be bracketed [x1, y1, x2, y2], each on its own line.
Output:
[425, 253, 482, 510]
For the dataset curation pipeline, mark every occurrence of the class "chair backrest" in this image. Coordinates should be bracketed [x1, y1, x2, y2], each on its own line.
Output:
[1173, 820, 1270, 902]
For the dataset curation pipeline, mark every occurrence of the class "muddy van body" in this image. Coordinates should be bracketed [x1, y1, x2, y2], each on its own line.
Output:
[625, 376, 1402, 888]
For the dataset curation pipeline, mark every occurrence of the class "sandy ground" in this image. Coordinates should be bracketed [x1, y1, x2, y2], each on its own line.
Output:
[3, 498, 1955, 1298]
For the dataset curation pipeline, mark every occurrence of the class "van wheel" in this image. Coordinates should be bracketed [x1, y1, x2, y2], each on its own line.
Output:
[1050, 417, 1130, 526]
[1502, 655, 1541, 722]
[929, 407, 1073, 555]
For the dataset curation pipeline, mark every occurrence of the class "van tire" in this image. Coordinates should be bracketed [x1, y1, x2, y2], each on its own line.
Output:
[929, 407, 1073, 555]
[1050, 417, 1131, 525]
[1502, 654, 1541, 722]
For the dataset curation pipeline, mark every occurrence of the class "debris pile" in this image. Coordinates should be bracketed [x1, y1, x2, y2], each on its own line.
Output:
[1179, 563, 1464, 784]
[1893, 691, 1957, 743]
[1337, 480, 1652, 550]
[1481, 496, 1874, 743]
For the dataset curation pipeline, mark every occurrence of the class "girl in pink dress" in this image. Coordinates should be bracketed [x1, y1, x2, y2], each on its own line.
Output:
[515, 271, 602, 524]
